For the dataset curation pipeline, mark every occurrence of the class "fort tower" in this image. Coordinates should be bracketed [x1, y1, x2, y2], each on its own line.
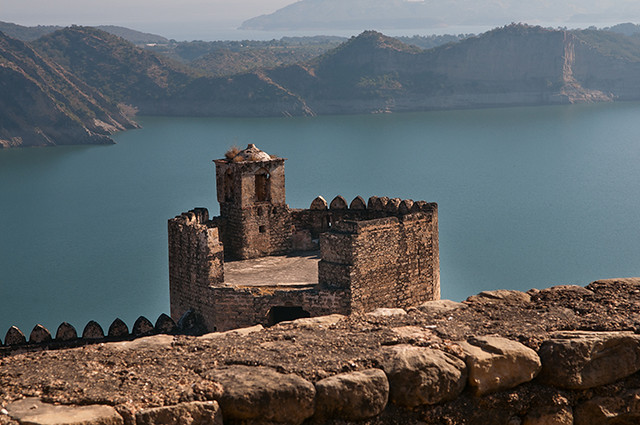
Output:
[214, 144, 292, 259]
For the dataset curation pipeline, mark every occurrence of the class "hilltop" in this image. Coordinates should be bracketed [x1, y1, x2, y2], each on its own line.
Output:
[0, 21, 168, 44]
[264, 26, 627, 114]
[0, 31, 137, 148]
[241, 0, 640, 31]
[6, 24, 640, 147]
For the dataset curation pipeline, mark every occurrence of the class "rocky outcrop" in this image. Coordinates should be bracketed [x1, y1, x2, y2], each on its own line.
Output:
[4, 278, 640, 424]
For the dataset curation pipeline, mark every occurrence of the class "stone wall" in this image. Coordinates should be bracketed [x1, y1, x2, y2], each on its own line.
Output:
[315, 197, 439, 312]
[168, 208, 224, 325]
[203, 286, 351, 332]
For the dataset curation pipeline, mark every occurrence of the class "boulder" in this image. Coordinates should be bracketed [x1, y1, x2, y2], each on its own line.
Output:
[105, 334, 174, 351]
[206, 365, 315, 424]
[415, 299, 467, 314]
[275, 314, 344, 328]
[458, 336, 541, 396]
[574, 390, 640, 425]
[381, 345, 467, 407]
[466, 290, 531, 304]
[538, 331, 640, 389]
[6, 398, 122, 425]
[198, 325, 264, 340]
[314, 369, 388, 421]
[136, 401, 222, 425]
[367, 308, 407, 318]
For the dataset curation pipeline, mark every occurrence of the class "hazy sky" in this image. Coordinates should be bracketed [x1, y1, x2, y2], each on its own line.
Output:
[3, 0, 294, 30]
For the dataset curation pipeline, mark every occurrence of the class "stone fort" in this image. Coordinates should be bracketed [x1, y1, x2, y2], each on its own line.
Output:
[168, 144, 440, 331]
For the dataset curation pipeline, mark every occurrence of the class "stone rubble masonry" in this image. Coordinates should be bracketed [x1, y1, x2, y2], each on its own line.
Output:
[168, 145, 440, 332]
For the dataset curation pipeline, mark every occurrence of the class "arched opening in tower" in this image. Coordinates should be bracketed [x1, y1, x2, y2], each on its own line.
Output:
[255, 169, 270, 202]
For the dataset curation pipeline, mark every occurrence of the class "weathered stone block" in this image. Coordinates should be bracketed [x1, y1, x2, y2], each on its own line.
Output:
[82, 321, 104, 339]
[314, 369, 389, 421]
[459, 336, 541, 396]
[29, 324, 52, 344]
[107, 318, 129, 338]
[538, 331, 640, 389]
[381, 345, 467, 407]
[154, 313, 177, 334]
[132, 316, 154, 337]
[55, 322, 78, 341]
[6, 398, 123, 425]
[206, 365, 315, 424]
[4, 326, 26, 346]
[135, 401, 222, 425]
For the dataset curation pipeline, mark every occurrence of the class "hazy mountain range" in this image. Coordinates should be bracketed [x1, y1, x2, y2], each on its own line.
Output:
[241, 0, 640, 30]
[4, 22, 640, 147]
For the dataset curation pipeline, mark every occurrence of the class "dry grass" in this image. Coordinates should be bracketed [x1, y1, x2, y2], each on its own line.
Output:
[225, 145, 241, 160]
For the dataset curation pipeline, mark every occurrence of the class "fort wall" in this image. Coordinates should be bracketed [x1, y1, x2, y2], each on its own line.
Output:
[168, 208, 224, 325]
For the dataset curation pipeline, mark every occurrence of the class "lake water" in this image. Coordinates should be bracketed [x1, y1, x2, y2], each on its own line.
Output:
[2, 102, 640, 335]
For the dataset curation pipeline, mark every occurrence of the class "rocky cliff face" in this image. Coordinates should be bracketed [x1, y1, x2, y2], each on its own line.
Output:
[0, 31, 138, 148]
[266, 26, 619, 115]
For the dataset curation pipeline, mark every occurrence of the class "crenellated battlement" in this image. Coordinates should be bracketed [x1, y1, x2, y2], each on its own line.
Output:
[0, 313, 193, 356]
[168, 145, 440, 331]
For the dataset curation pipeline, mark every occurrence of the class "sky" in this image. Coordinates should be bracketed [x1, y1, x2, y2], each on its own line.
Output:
[2, 0, 295, 38]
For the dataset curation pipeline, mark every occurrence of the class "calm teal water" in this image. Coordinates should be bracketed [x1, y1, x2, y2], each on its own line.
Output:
[2, 102, 640, 335]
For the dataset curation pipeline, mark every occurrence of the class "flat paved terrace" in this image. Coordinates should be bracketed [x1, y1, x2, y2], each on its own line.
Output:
[224, 251, 320, 287]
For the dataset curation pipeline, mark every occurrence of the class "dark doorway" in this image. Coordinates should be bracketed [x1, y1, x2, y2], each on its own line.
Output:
[266, 306, 311, 326]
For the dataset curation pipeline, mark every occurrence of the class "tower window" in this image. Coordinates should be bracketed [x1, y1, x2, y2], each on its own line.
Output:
[259, 225, 266, 233]
[255, 169, 270, 202]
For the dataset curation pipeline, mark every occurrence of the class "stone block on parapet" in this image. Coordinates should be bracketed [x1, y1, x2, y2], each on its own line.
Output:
[154, 313, 177, 334]
[29, 324, 52, 344]
[398, 199, 414, 215]
[310, 196, 328, 210]
[330, 195, 348, 210]
[385, 198, 401, 214]
[107, 318, 129, 338]
[350, 195, 367, 210]
[82, 321, 104, 340]
[55, 322, 78, 341]
[133, 316, 155, 337]
[5, 326, 26, 346]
